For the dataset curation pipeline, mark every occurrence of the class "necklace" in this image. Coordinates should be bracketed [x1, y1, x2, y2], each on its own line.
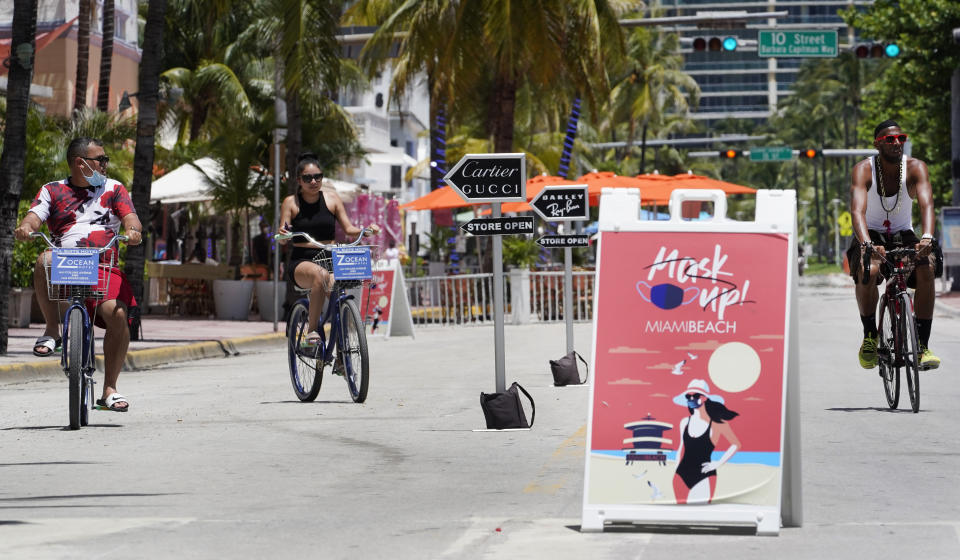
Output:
[876, 156, 902, 219]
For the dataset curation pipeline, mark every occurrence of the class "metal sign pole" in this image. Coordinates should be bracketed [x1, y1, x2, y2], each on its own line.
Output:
[564, 245, 574, 354]
[492, 202, 506, 393]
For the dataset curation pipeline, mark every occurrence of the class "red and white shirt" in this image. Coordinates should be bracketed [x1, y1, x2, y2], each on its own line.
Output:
[29, 177, 136, 261]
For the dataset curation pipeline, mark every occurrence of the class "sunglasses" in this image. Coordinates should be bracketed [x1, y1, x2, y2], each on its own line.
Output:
[876, 134, 907, 144]
[301, 173, 324, 183]
[685, 393, 702, 400]
[81, 155, 110, 166]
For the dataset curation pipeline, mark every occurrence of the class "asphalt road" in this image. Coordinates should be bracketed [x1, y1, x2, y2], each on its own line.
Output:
[1, 286, 959, 559]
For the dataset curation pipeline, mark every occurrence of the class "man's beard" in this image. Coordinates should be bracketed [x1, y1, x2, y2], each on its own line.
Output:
[880, 149, 901, 164]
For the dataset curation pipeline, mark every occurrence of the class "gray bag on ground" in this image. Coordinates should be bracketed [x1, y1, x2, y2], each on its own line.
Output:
[550, 351, 588, 386]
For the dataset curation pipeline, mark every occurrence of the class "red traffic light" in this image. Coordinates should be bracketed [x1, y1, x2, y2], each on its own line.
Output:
[722, 149, 739, 159]
[801, 149, 820, 159]
[693, 37, 706, 51]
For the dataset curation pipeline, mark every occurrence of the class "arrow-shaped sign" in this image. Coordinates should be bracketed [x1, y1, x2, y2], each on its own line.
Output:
[530, 185, 589, 222]
[460, 217, 535, 236]
[536, 235, 590, 248]
[443, 153, 526, 203]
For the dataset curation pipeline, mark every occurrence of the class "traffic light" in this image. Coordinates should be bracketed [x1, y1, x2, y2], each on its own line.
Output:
[721, 149, 741, 159]
[800, 148, 821, 159]
[693, 36, 739, 52]
[854, 42, 900, 58]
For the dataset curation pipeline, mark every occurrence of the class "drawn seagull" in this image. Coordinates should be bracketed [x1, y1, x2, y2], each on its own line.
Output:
[632, 470, 648, 480]
[671, 352, 700, 375]
[648, 480, 663, 500]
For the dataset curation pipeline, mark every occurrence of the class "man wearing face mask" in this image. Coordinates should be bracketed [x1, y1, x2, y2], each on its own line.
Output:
[14, 137, 143, 412]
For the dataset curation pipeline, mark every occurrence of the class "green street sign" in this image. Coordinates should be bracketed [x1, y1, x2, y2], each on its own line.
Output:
[749, 146, 793, 162]
[758, 30, 838, 58]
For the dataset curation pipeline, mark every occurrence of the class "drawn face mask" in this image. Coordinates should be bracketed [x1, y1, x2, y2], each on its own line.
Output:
[686, 394, 704, 409]
[636, 281, 699, 310]
[80, 158, 106, 188]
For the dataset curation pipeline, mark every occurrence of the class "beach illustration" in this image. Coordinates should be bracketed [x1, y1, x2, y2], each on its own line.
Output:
[586, 232, 789, 509]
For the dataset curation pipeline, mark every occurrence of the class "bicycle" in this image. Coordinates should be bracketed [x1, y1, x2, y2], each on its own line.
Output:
[277, 229, 374, 403]
[31, 232, 127, 429]
[863, 244, 922, 413]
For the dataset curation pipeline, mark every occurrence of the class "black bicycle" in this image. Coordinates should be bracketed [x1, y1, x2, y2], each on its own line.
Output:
[277, 230, 373, 403]
[864, 245, 921, 412]
[31, 232, 127, 429]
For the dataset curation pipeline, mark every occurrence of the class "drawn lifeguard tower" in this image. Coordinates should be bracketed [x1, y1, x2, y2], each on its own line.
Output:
[623, 415, 673, 466]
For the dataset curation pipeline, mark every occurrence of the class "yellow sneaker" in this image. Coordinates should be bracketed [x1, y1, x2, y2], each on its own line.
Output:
[919, 346, 940, 371]
[859, 334, 879, 369]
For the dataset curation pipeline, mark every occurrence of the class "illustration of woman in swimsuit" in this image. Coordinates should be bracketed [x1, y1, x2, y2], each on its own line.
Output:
[672, 379, 740, 504]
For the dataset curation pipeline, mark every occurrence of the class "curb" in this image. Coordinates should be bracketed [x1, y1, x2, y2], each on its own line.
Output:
[0, 332, 286, 384]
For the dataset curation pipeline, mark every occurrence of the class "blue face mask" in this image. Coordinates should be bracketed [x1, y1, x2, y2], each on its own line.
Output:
[81, 159, 106, 187]
[686, 395, 704, 409]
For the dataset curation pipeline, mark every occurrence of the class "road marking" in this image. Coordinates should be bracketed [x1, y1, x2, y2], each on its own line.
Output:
[441, 517, 652, 558]
[0, 517, 193, 555]
[523, 425, 586, 495]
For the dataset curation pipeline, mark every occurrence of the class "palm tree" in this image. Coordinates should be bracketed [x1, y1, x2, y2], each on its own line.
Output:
[605, 28, 699, 174]
[123, 0, 169, 311]
[74, 0, 92, 112]
[0, 0, 38, 354]
[96, 0, 115, 111]
[244, 0, 341, 194]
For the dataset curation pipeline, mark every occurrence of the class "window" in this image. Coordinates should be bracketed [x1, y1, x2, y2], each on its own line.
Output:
[391, 165, 402, 189]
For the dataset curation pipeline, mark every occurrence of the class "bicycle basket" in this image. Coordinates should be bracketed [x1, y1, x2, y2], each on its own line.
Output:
[44, 248, 115, 301]
[312, 245, 379, 289]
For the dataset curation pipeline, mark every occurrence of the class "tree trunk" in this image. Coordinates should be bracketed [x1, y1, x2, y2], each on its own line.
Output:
[73, 0, 91, 112]
[557, 96, 581, 179]
[284, 88, 302, 196]
[490, 72, 517, 153]
[96, 0, 115, 112]
[639, 123, 648, 175]
[0, 0, 38, 354]
[124, 0, 167, 309]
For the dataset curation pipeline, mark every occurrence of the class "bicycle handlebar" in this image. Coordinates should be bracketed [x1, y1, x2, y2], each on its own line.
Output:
[275, 228, 372, 249]
[861, 243, 872, 285]
[30, 231, 128, 253]
[862, 243, 921, 285]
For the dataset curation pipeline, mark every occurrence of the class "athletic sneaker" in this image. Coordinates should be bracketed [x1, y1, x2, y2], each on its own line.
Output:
[919, 346, 941, 370]
[859, 334, 879, 369]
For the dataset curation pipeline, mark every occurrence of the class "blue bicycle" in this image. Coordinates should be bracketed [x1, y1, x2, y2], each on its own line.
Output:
[277, 230, 373, 403]
[32, 232, 127, 429]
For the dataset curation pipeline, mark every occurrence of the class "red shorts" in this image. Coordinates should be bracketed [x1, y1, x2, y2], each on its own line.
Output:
[86, 267, 137, 328]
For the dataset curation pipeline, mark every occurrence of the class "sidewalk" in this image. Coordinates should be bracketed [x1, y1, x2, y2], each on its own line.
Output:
[799, 272, 960, 316]
[0, 315, 285, 382]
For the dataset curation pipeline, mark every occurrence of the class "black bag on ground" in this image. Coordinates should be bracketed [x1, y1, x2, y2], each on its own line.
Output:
[480, 382, 535, 429]
[550, 351, 589, 386]
[127, 305, 143, 341]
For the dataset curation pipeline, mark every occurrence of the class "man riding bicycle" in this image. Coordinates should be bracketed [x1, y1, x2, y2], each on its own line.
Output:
[846, 120, 942, 371]
[13, 137, 143, 411]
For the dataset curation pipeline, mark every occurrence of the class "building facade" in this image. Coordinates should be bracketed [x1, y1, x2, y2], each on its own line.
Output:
[657, 0, 874, 127]
[0, 0, 140, 116]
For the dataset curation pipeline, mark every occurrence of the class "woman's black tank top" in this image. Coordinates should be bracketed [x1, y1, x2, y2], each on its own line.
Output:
[291, 191, 336, 241]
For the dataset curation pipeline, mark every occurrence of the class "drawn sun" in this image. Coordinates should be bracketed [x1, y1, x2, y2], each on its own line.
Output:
[707, 342, 761, 393]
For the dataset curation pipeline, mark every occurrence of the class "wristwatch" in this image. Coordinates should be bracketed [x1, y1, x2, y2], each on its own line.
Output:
[921, 233, 934, 240]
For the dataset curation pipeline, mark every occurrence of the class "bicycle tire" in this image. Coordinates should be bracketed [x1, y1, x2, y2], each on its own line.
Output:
[287, 301, 322, 401]
[900, 293, 920, 413]
[339, 299, 369, 403]
[67, 311, 83, 430]
[877, 294, 899, 409]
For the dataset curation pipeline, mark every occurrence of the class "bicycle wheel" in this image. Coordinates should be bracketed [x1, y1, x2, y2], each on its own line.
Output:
[286, 301, 322, 401]
[67, 311, 83, 430]
[339, 299, 369, 403]
[899, 293, 920, 413]
[80, 371, 90, 427]
[876, 295, 899, 410]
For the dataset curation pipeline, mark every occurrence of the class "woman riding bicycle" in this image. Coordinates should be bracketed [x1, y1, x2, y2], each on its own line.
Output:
[277, 153, 379, 346]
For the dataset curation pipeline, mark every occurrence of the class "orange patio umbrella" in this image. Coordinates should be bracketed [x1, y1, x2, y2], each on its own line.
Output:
[498, 174, 581, 213]
[666, 173, 757, 195]
[399, 186, 484, 211]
